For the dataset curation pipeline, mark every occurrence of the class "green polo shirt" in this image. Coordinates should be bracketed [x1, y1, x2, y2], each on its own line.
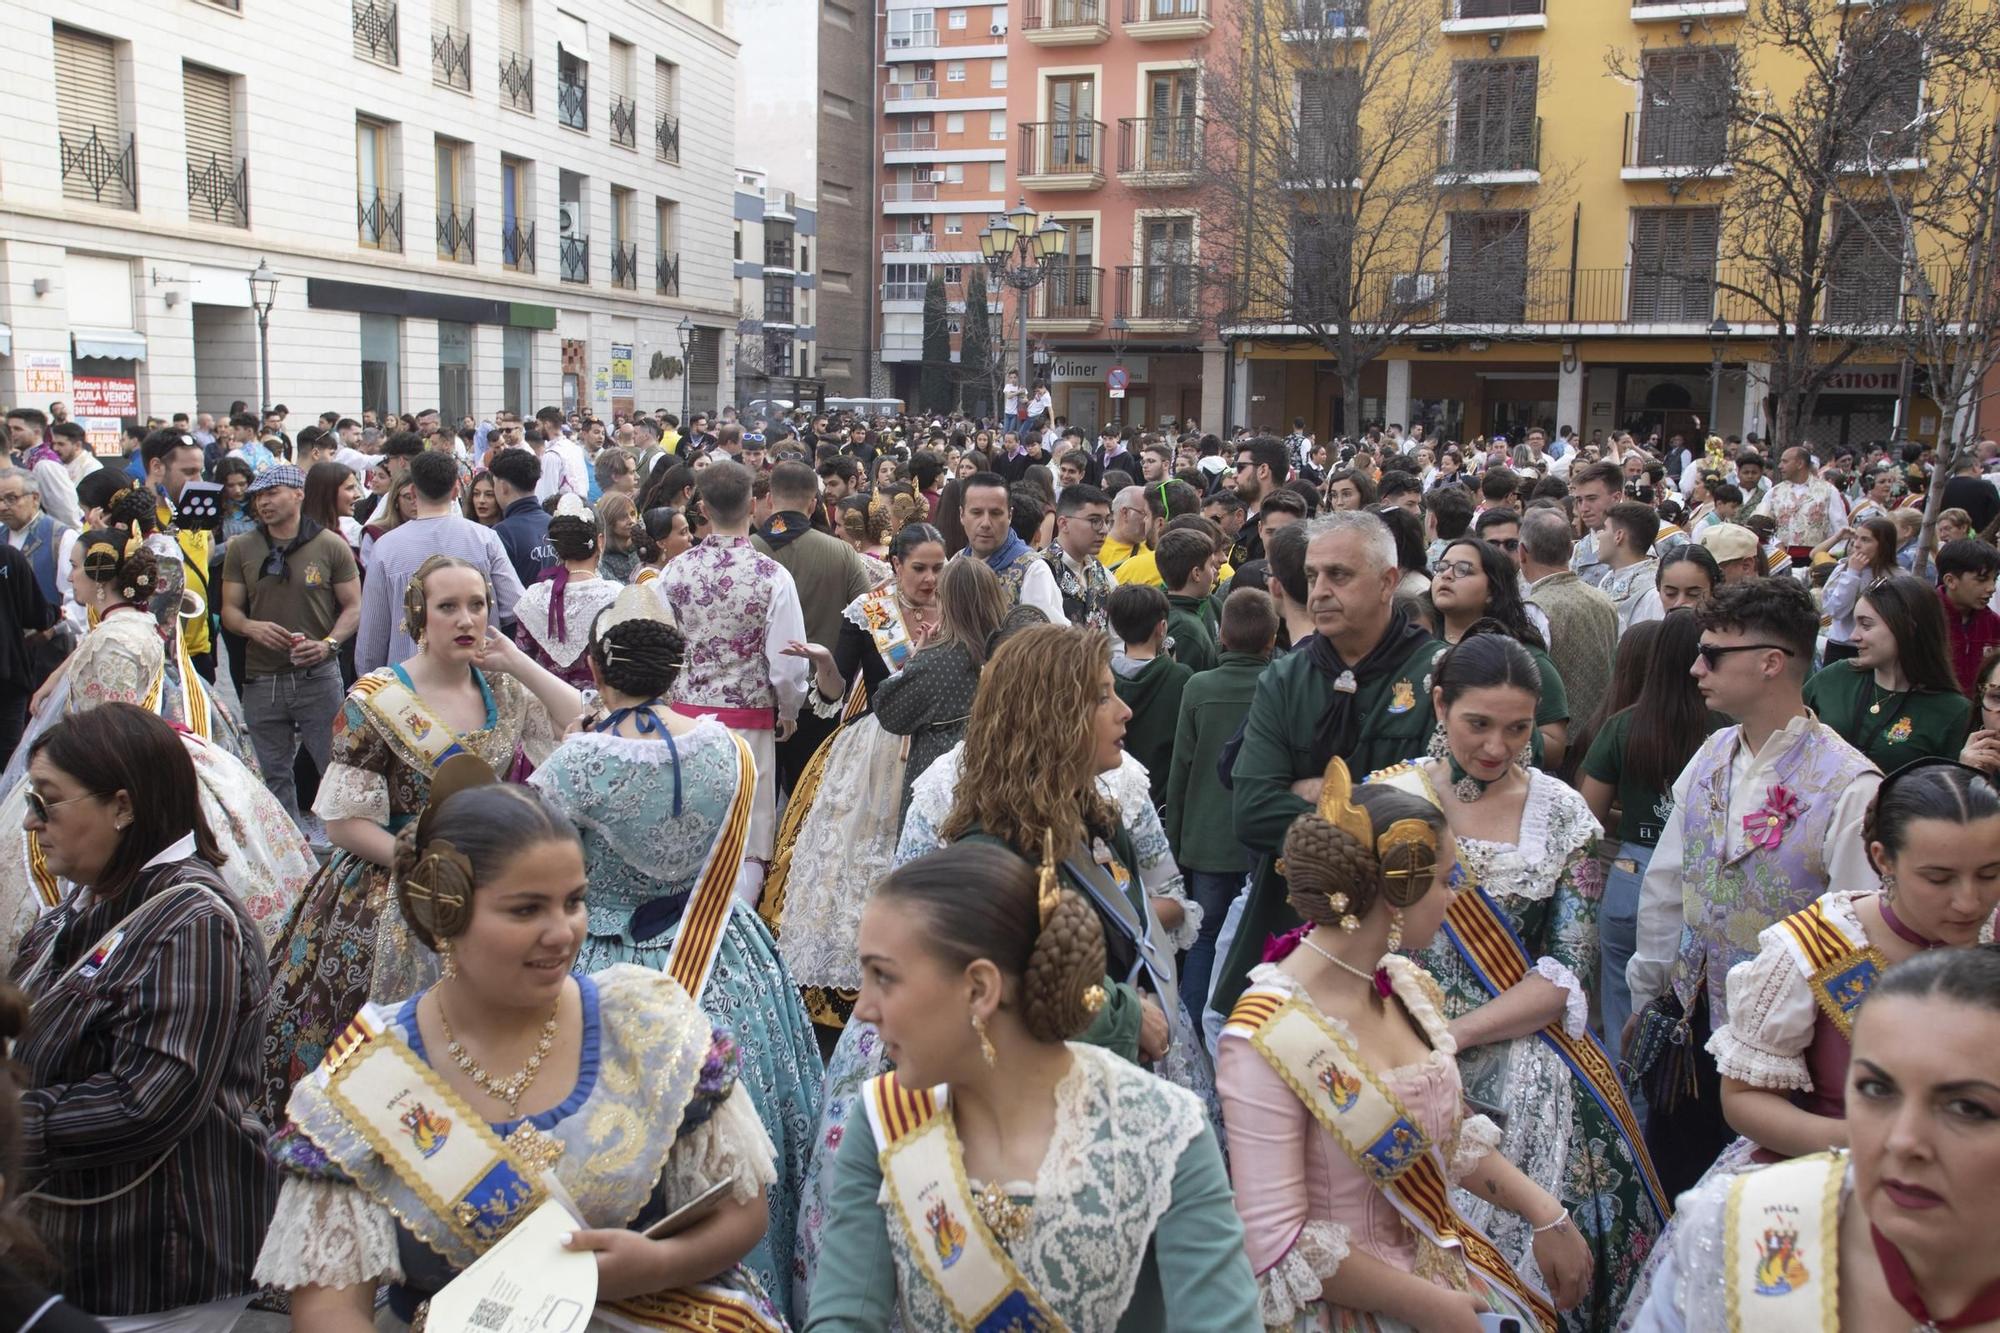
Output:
[1164, 650, 1270, 874]
[1803, 661, 1971, 771]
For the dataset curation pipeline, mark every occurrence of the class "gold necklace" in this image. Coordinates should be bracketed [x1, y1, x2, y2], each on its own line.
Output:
[975, 1177, 1033, 1245]
[436, 991, 562, 1115]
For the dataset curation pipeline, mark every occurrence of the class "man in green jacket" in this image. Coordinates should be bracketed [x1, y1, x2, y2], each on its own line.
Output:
[1164, 585, 1276, 1016]
[1212, 511, 1446, 1020]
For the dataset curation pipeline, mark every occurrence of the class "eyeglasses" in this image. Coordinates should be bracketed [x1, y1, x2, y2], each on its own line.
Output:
[25, 790, 94, 824]
[1489, 537, 1520, 551]
[1981, 689, 2000, 712]
[1695, 643, 1797, 670]
[1066, 513, 1114, 531]
[1436, 560, 1480, 580]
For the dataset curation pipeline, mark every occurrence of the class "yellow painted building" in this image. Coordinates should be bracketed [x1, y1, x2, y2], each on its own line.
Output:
[1221, 0, 1961, 452]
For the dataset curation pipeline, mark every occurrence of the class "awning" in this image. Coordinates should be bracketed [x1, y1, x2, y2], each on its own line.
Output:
[72, 330, 147, 361]
[0, 324, 11, 357]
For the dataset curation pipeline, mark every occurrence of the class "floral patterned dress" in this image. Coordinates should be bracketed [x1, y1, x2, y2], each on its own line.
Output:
[258, 666, 552, 1120]
[1410, 766, 1662, 1333]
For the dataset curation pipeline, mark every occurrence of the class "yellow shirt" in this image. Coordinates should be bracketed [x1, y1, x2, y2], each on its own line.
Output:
[1114, 545, 1235, 589]
[156, 499, 212, 657]
[1099, 537, 1147, 573]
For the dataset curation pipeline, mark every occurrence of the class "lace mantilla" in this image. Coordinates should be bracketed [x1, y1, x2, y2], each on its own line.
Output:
[880, 1044, 1208, 1333]
[1255, 1219, 1350, 1327]
[1451, 768, 1602, 905]
[514, 577, 625, 668]
[777, 716, 908, 989]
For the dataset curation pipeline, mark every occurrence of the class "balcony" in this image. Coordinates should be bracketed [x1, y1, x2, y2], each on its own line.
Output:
[1438, 117, 1541, 184]
[59, 127, 137, 209]
[1021, 0, 1109, 44]
[499, 51, 533, 112]
[882, 181, 940, 202]
[884, 81, 940, 102]
[560, 233, 589, 283]
[887, 24, 939, 50]
[884, 131, 940, 153]
[1121, 0, 1213, 38]
[1441, 0, 1546, 32]
[1622, 109, 1731, 179]
[431, 22, 471, 91]
[609, 94, 637, 149]
[1118, 117, 1201, 185]
[437, 203, 474, 263]
[657, 251, 680, 296]
[883, 234, 940, 253]
[503, 220, 536, 273]
[357, 188, 404, 251]
[558, 72, 587, 130]
[1631, 0, 1746, 18]
[1281, 0, 1368, 38]
[1117, 264, 1202, 328]
[188, 152, 248, 227]
[882, 279, 930, 302]
[656, 111, 680, 164]
[1018, 120, 1106, 191]
[353, 0, 398, 65]
[612, 240, 638, 289]
[1031, 265, 1103, 329]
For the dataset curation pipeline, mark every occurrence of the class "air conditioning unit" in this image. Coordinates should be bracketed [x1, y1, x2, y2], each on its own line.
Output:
[919, 213, 935, 227]
[1392, 272, 1437, 304]
[989, 21, 1007, 34]
[558, 201, 586, 237]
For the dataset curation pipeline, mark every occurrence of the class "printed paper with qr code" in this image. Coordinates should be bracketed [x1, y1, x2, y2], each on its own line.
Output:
[427, 1199, 598, 1333]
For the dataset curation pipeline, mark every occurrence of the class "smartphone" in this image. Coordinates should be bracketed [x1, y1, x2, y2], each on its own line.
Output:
[640, 1179, 732, 1240]
[1478, 1316, 1523, 1333]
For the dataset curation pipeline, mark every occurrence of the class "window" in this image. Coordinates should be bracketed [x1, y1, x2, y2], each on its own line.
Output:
[436, 136, 473, 262]
[1840, 29, 1924, 163]
[608, 38, 637, 148]
[945, 215, 963, 234]
[1451, 59, 1538, 173]
[947, 61, 967, 82]
[888, 11, 937, 46]
[1043, 75, 1098, 172]
[432, 0, 471, 91]
[55, 27, 134, 209]
[765, 219, 796, 268]
[766, 278, 796, 322]
[1629, 207, 1719, 321]
[1294, 70, 1357, 178]
[503, 326, 533, 418]
[947, 112, 965, 134]
[1826, 202, 1905, 323]
[656, 60, 680, 162]
[560, 170, 589, 282]
[360, 313, 402, 420]
[1636, 50, 1730, 168]
[184, 62, 246, 226]
[502, 155, 533, 270]
[1144, 70, 1200, 172]
[500, 0, 533, 109]
[991, 110, 1007, 141]
[1446, 211, 1529, 321]
[949, 8, 968, 25]
[944, 264, 964, 284]
[357, 118, 400, 249]
[439, 321, 473, 424]
[944, 163, 964, 183]
[989, 58, 1006, 88]
[656, 198, 680, 293]
[1044, 220, 1095, 319]
[558, 42, 588, 130]
[988, 162, 1005, 190]
[1142, 217, 1197, 316]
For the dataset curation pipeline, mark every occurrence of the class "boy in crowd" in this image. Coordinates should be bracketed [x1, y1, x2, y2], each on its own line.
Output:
[1158, 527, 1220, 673]
[1108, 584, 1192, 811]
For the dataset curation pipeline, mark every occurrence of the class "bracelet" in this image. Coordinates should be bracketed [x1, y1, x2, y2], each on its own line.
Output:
[1531, 1207, 1571, 1235]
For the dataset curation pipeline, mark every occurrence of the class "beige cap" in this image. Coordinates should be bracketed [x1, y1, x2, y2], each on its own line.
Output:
[1700, 522, 1760, 563]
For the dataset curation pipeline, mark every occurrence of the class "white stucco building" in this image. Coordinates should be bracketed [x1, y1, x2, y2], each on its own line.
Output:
[0, 0, 739, 442]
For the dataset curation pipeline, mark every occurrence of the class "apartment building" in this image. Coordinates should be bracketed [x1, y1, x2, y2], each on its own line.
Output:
[1, 0, 738, 436]
[732, 168, 820, 408]
[876, 0, 1013, 405]
[1227, 0, 1952, 448]
[1008, 0, 1222, 433]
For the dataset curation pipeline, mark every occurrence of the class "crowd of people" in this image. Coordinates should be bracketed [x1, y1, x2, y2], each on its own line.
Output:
[0, 390, 1999, 1333]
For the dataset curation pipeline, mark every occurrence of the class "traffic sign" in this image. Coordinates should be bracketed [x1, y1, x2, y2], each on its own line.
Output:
[1109, 388, 1126, 399]
[1106, 365, 1130, 391]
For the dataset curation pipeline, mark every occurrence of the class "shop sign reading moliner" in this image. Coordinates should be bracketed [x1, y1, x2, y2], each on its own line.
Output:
[1820, 368, 1903, 395]
[1049, 354, 1148, 383]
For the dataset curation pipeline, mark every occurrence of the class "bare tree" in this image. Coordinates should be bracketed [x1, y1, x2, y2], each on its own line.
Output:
[1614, 0, 1998, 454]
[1196, 0, 1573, 435]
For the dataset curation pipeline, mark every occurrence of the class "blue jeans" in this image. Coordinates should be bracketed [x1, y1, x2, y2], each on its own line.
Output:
[1178, 870, 1245, 1021]
[1599, 840, 1652, 1077]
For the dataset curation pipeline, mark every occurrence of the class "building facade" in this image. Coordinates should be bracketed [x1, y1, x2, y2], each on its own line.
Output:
[0, 0, 738, 441]
[732, 169, 819, 409]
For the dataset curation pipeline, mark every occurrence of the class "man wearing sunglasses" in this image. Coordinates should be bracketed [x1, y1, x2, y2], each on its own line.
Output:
[1625, 576, 1880, 1187]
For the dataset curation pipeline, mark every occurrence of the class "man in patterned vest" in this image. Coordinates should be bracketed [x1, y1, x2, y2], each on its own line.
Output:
[955, 471, 1065, 624]
[1041, 482, 1113, 633]
[1626, 576, 1879, 1194]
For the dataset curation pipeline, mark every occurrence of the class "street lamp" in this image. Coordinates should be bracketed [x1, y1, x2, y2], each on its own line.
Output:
[248, 259, 278, 415]
[1706, 316, 1730, 439]
[979, 198, 1068, 431]
[675, 314, 693, 432]
[1108, 315, 1130, 430]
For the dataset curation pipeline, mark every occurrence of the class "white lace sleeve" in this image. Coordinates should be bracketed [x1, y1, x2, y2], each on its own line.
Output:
[252, 1175, 403, 1291]
[1149, 880, 1202, 953]
[312, 761, 389, 824]
[1533, 956, 1591, 1039]
[1706, 940, 1816, 1091]
[1448, 1113, 1504, 1183]
[660, 1082, 779, 1207]
[1256, 1219, 1349, 1327]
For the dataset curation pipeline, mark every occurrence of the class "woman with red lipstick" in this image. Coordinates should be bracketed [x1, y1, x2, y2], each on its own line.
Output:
[1627, 944, 2000, 1331]
[259, 555, 583, 1120]
[1426, 538, 1572, 770]
[1400, 630, 1666, 1330]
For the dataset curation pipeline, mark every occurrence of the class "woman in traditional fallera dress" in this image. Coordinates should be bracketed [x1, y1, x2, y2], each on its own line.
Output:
[1629, 945, 2000, 1331]
[0, 513, 315, 965]
[805, 842, 1260, 1331]
[528, 584, 824, 1320]
[256, 770, 786, 1331]
[1219, 760, 1592, 1333]
[763, 524, 948, 1031]
[1392, 632, 1667, 1330]
[259, 556, 581, 1118]
[513, 494, 626, 690]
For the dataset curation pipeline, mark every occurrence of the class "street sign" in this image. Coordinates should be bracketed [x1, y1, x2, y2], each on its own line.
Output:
[1108, 388, 1126, 399]
[1106, 365, 1129, 391]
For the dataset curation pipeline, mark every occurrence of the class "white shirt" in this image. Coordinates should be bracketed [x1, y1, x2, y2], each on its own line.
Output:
[1626, 712, 1881, 1011]
[63, 452, 103, 485]
[30, 460, 79, 530]
[335, 446, 376, 479]
[1004, 381, 1023, 414]
[1027, 389, 1052, 420]
[537, 439, 590, 501]
[1013, 554, 1068, 627]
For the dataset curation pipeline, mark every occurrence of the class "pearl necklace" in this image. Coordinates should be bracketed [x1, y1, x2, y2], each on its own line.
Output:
[1301, 932, 1392, 998]
[437, 992, 562, 1116]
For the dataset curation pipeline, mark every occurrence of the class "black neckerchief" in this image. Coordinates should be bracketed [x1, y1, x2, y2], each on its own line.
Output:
[258, 518, 325, 583]
[1305, 608, 1433, 767]
[759, 510, 815, 552]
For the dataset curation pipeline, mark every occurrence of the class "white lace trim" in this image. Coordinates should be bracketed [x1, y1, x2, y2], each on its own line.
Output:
[1449, 1113, 1504, 1183]
[251, 1175, 403, 1292]
[312, 760, 389, 825]
[1255, 1219, 1349, 1326]
[1533, 956, 1590, 1039]
[1453, 769, 1601, 905]
[1150, 878, 1203, 953]
[1705, 1025, 1814, 1091]
[662, 1081, 779, 1207]
[514, 577, 624, 667]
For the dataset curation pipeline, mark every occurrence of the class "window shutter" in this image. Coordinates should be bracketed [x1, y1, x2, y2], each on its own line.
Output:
[610, 40, 632, 98]
[1508, 60, 1537, 166]
[183, 63, 235, 171]
[655, 58, 676, 114]
[501, 0, 526, 53]
[1630, 209, 1664, 319]
[55, 29, 120, 144]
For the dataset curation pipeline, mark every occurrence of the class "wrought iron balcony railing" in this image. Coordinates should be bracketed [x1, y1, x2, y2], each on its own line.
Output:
[610, 94, 637, 149]
[503, 220, 536, 272]
[1021, 0, 1104, 29]
[657, 251, 680, 296]
[431, 23, 471, 90]
[188, 153, 249, 227]
[558, 72, 587, 130]
[437, 203, 475, 263]
[1117, 116, 1201, 176]
[1623, 109, 1729, 170]
[499, 51, 533, 111]
[358, 188, 404, 250]
[353, 0, 398, 64]
[1439, 116, 1541, 176]
[59, 127, 137, 209]
[612, 240, 638, 288]
[656, 111, 680, 163]
[1033, 265, 1103, 321]
[560, 234, 590, 283]
[1117, 263, 1201, 320]
[1020, 119, 1106, 176]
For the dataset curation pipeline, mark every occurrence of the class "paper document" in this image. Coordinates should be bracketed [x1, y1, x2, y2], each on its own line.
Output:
[427, 1199, 599, 1333]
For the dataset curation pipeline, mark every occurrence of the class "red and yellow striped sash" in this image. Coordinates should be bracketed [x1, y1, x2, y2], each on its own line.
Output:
[664, 733, 756, 1006]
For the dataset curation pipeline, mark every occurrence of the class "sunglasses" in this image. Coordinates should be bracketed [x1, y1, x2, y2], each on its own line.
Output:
[1488, 537, 1520, 551]
[26, 790, 94, 824]
[1695, 642, 1796, 670]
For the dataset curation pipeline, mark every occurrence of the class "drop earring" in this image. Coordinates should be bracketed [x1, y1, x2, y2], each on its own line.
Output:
[438, 938, 459, 981]
[1386, 907, 1404, 955]
[1879, 873, 1896, 903]
[972, 1011, 997, 1068]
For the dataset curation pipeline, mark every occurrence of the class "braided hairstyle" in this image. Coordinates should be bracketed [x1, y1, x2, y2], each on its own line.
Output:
[392, 776, 579, 949]
[547, 513, 600, 562]
[105, 486, 161, 535]
[78, 526, 160, 604]
[1862, 758, 2000, 868]
[874, 842, 1108, 1044]
[837, 493, 889, 548]
[1282, 784, 1448, 928]
[589, 616, 687, 699]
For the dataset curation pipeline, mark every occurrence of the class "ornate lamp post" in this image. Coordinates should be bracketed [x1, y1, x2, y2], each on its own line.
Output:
[1707, 316, 1731, 438]
[979, 199, 1067, 420]
[676, 314, 694, 429]
[248, 259, 278, 415]
[1108, 314, 1130, 431]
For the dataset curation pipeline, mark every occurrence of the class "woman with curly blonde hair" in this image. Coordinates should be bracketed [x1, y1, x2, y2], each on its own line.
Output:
[792, 623, 1220, 1308]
